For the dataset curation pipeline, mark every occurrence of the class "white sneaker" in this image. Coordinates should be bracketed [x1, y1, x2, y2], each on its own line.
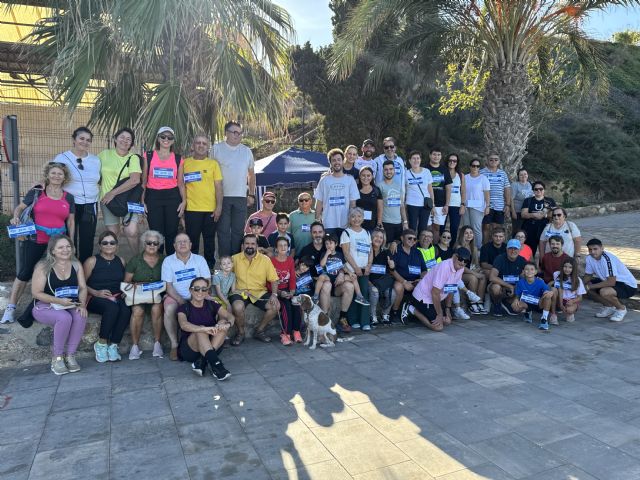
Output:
[466, 291, 482, 303]
[129, 344, 142, 360]
[610, 309, 628, 322]
[566, 313, 575, 323]
[453, 307, 470, 320]
[1, 306, 15, 324]
[371, 315, 379, 325]
[595, 306, 616, 318]
[152, 341, 164, 358]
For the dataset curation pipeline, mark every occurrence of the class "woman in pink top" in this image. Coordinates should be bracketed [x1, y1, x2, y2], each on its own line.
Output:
[244, 191, 278, 237]
[141, 126, 186, 255]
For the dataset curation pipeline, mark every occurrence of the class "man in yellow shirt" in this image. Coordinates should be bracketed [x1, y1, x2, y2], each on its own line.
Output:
[230, 234, 280, 345]
[178, 134, 223, 267]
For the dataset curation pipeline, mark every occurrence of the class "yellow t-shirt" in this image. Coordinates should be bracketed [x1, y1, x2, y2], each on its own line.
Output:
[98, 149, 143, 199]
[232, 252, 278, 300]
[182, 157, 223, 212]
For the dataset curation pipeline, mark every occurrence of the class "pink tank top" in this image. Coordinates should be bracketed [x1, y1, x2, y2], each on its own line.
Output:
[33, 192, 72, 244]
[146, 151, 180, 190]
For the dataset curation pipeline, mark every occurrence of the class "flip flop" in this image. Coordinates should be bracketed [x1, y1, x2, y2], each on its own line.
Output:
[231, 333, 244, 346]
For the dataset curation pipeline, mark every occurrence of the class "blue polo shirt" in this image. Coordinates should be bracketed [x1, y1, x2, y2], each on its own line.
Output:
[393, 246, 426, 281]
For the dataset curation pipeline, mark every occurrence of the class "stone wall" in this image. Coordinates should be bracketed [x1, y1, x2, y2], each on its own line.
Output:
[566, 199, 640, 220]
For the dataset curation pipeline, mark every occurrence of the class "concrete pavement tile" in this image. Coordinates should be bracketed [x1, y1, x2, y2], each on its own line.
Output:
[216, 372, 274, 401]
[161, 373, 219, 395]
[230, 393, 296, 429]
[311, 418, 409, 475]
[495, 412, 580, 446]
[109, 436, 188, 480]
[562, 412, 640, 447]
[29, 440, 108, 480]
[51, 385, 110, 412]
[271, 459, 353, 480]
[436, 463, 515, 480]
[38, 405, 109, 452]
[571, 391, 640, 421]
[395, 431, 487, 478]
[266, 371, 336, 404]
[479, 356, 531, 374]
[185, 441, 270, 480]
[0, 440, 37, 480]
[0, 404, 49, 446]
[111, 386, 171, 425]
[352, 460, 433, 479]
[441, 417, 511, 444]
[254, 357, 308, 375]
[56, 367, 111, 392]
[110, 415, 178, 453]
[522, 464, 598, 480]
[293, 396, 360, 428]
[469, 433, 564, 479]
[178, 417, 246, 455]
[618, 438, 640, 459]
[110, 370, 163, 393]
[4, 371, 59, 392]
[495, 384, 597, 421]
[461, 368, 525, 389]
[169, 385, 231, 425]
[110, 357, 159, 376]
[0, 386, 56, 410]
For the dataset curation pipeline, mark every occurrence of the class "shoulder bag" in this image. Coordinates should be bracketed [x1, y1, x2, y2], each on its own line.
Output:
[120, 281, 166, 306]
[409, 169, 433, 210]
[106, 155, 143, 218]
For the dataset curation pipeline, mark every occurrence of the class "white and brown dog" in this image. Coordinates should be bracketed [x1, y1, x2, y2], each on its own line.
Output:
[292, 294, 336, 349]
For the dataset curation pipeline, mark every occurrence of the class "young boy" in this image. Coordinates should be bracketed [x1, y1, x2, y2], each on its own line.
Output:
[248, 217, 271, 256]
[295, 256, 316, 296]
[268, 213, 296, 258]
[511, 262, 556, 331]
[212, 256, 236, 311]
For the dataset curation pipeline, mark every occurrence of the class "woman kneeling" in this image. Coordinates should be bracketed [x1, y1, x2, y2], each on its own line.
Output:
[177, 277, 235, 380]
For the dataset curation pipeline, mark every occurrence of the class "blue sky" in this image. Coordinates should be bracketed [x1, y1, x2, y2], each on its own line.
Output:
[278, 1, 640, 48]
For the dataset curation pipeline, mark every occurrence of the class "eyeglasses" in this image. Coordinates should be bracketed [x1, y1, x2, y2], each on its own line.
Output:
[552, 213, 563, 218]
[100, 240, 117, 246]
[190, 286, 209, 292]
[448, 159, 458, 163]
[158, 135, 174, 141]
[175, 239, 190, 244]
[76, 158, 84, 170]
[534, 187, 544, 191]
[263, 199, 275, 204]
[227, 130, 242, 135]
[383, 145, 395, 150]
[470, 164, 480, 168]
[145, 241, 160, 246]
[299, 198, 311, 202]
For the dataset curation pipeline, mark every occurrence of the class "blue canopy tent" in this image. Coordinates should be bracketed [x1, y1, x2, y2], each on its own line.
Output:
[254, 147, 328, 207]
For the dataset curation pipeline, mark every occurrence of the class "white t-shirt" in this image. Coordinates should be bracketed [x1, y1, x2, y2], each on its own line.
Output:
[161, 252, 211, 300]
[211, 141, 254, 197]
[585, 251, 637, 289]
[374, 154, 406, 188]
[553, 271, 587, 300]
[340, 228, 371, 271]
[464, 174, 490, 212]
[449, 172, 462, 207]
[54, 151, 101, 204]
[354, 157, 378, 178]
[314, 174, 360, 229]
[540, 221, 581, 257]
[405, 168, 433, 206]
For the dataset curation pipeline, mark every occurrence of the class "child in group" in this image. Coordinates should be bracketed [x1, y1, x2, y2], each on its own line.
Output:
[248, 218, 271, 256]
[268, 213, 296, 257]
[212, 256, 236, 311]
[295, 256, 315, 297]
[511, 262, 556, 331]
[553, 257, 586, 323]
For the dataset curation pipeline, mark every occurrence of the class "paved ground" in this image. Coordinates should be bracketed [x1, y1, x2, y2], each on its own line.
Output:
[1, 298, 640, 480]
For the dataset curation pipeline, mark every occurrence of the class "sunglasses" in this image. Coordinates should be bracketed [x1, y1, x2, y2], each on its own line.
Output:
[552, 213, 563, 217]
[441, 236, 451, 239]
[100, 240, 117, 246]
[263, 199, 275, 204]
[470, 164, 480, 168]
[299, 198, 311, 202]
[158, 135, 174, 141]
[76, 158, 84, 170]
[145, 241, 160, 246]
[405, 237, 417, 241]
[383, 145, 395, 150]
[190, 286, 209, 292]
[448, 159, 458, 163]
[534, 187, 544, 191]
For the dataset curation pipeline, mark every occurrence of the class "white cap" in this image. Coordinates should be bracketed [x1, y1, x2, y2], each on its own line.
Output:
[157, 126, 175, 136]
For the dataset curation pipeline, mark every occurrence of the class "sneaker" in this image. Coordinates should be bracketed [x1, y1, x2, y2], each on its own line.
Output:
[466, 291, 482, 303]
[51, 356, 69, 375]
[107, 344, 122, 362]
[192, 357, 206, 376]
[381, 314, 391, 325]
[501, 302, 519, 316]
[280, 332, 293, 345]
[312, 294, 319, 304]
[492, 303, 504, 317]
[152, 341, 164, 358]
[354, 295, 370, 306]
[538, 320, 549, 331]
[470, 303, 488, 315]
[566, 313, 575, 323]
[292, 330, 303, 343]
[610, 309, 628, 322]
[371, 315, 379, 325]
[1, 306, 15, 324]
[337, 318, 351, 333]
[94, 342, 108, 363]
[400, 304, 410, 324]
[452, 307, 470, 320]
[524, 311, 533, 323]
[362, 324, 371, 332]
[595, 306, 616, 318]
[549, 314, 559, 326]
[211, 361, 231, 381]
[64, 355, 81, 373]
[129, 344, 142, 360]
[351, 323, 361, 329]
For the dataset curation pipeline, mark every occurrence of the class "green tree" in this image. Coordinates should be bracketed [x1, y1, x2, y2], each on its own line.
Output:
[612, 29, 640, 45]
[7, 0, 295, 148]
[329, 0, 640, 178]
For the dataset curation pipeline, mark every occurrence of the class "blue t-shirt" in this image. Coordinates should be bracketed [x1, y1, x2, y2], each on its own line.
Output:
[393, 246, 426, 281]
[515, 278, 549, 305]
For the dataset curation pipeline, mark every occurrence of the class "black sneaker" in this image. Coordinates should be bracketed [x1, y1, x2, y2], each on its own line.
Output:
[211, 361, 231, 381]
[191, 357, 206, 377]
[501, 301, 519, 316]
[390, 310, 401, 325]
[492, 303, 503, 317]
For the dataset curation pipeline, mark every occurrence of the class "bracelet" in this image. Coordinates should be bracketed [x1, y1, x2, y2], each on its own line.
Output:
[248, 194, 255, 198]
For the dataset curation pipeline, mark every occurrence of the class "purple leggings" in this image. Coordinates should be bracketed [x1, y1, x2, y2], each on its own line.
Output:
[32, 301, 87, 356]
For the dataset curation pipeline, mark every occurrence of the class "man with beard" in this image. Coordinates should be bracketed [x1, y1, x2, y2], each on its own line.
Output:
[539, 236, 569, 284]
[374, 137, 405, 188]
[379, 160, 407, 243]
[229, 234, 279, 345]
[355, 138, 378, 177]
[296, 222, 336, 313]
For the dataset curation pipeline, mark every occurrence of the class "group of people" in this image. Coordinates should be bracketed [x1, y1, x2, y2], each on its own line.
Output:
[2, 126, 637, 379]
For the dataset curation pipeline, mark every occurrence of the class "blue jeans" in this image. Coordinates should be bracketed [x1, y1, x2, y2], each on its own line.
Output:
[347, 275, 371, 327]
[406, 204, 431, 234]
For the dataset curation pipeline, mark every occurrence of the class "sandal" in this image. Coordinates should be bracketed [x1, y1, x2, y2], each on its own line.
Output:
[253, 329, 272, 343]
[231, 333, 245, 346]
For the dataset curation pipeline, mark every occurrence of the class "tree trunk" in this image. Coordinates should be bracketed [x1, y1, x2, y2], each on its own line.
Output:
[482, 63, 533, 180]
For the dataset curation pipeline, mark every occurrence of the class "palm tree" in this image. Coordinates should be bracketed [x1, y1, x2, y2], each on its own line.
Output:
[329, 0, 640, 178]
[7, 0, 295, 149]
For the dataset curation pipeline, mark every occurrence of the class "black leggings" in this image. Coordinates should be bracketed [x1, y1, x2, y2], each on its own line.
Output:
[184, 211, 217, 267]
[88, 297, 131, 344]
[17, 241, 47, 281]
[145, 187, 181, 255]
[278, 297, 302, 334]
[74, 203, 98, 263]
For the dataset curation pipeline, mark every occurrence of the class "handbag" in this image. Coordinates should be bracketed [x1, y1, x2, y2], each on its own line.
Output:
[18, 187, 43, 242]
[120, 281, 166, 306]
[106, 155, 143, 218]
[409, 170, 433, 210]
[16, 301, 35, 328]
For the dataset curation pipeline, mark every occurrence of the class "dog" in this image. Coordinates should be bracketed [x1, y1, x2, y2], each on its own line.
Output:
[292, 294, 336, 349]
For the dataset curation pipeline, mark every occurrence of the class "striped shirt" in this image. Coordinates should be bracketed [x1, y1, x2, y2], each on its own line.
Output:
[480, 168, 510, 211]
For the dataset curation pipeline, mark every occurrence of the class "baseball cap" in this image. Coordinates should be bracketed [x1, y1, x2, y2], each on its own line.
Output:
[157, 126, 175, 136]
[249, 218, 263, 227]
[263, 191, 276, 201]
[362, 139, 375, 147]
[454, 247, 471, 261]
[507, 239, 521, 249]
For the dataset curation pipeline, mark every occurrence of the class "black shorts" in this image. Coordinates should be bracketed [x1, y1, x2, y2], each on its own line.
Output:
[482, 209, 505, 225]
[382, 222, 403, 243]
[590, 278, 638, 300]
[228, 292, 271, 311]
[178, 335, 201, 363]
[520, 300, 542, 313]
[411, 297, 445, 323]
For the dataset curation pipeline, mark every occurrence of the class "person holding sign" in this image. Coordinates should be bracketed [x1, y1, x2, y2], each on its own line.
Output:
[390, 229, 427, 324]
[405, 151, 434, 236]
[178, 134, 223, 268]
[3, 162, 75, 324]
[124, 230, 166, 360]
[161, 233, 211, 360]
[489, 238, 527, 317]
[379, 160, 407, 243]
[84, 231, 130, 363]
[510, 262, 556, 331]
[368, 229, 396, 325]
[31, 235, 88, 375]
[141, 126, 185, 255]
[355, 166, 383, 233]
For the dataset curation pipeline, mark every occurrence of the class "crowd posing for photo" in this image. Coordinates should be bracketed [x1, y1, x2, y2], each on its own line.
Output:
[2, 125, 637, 379]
